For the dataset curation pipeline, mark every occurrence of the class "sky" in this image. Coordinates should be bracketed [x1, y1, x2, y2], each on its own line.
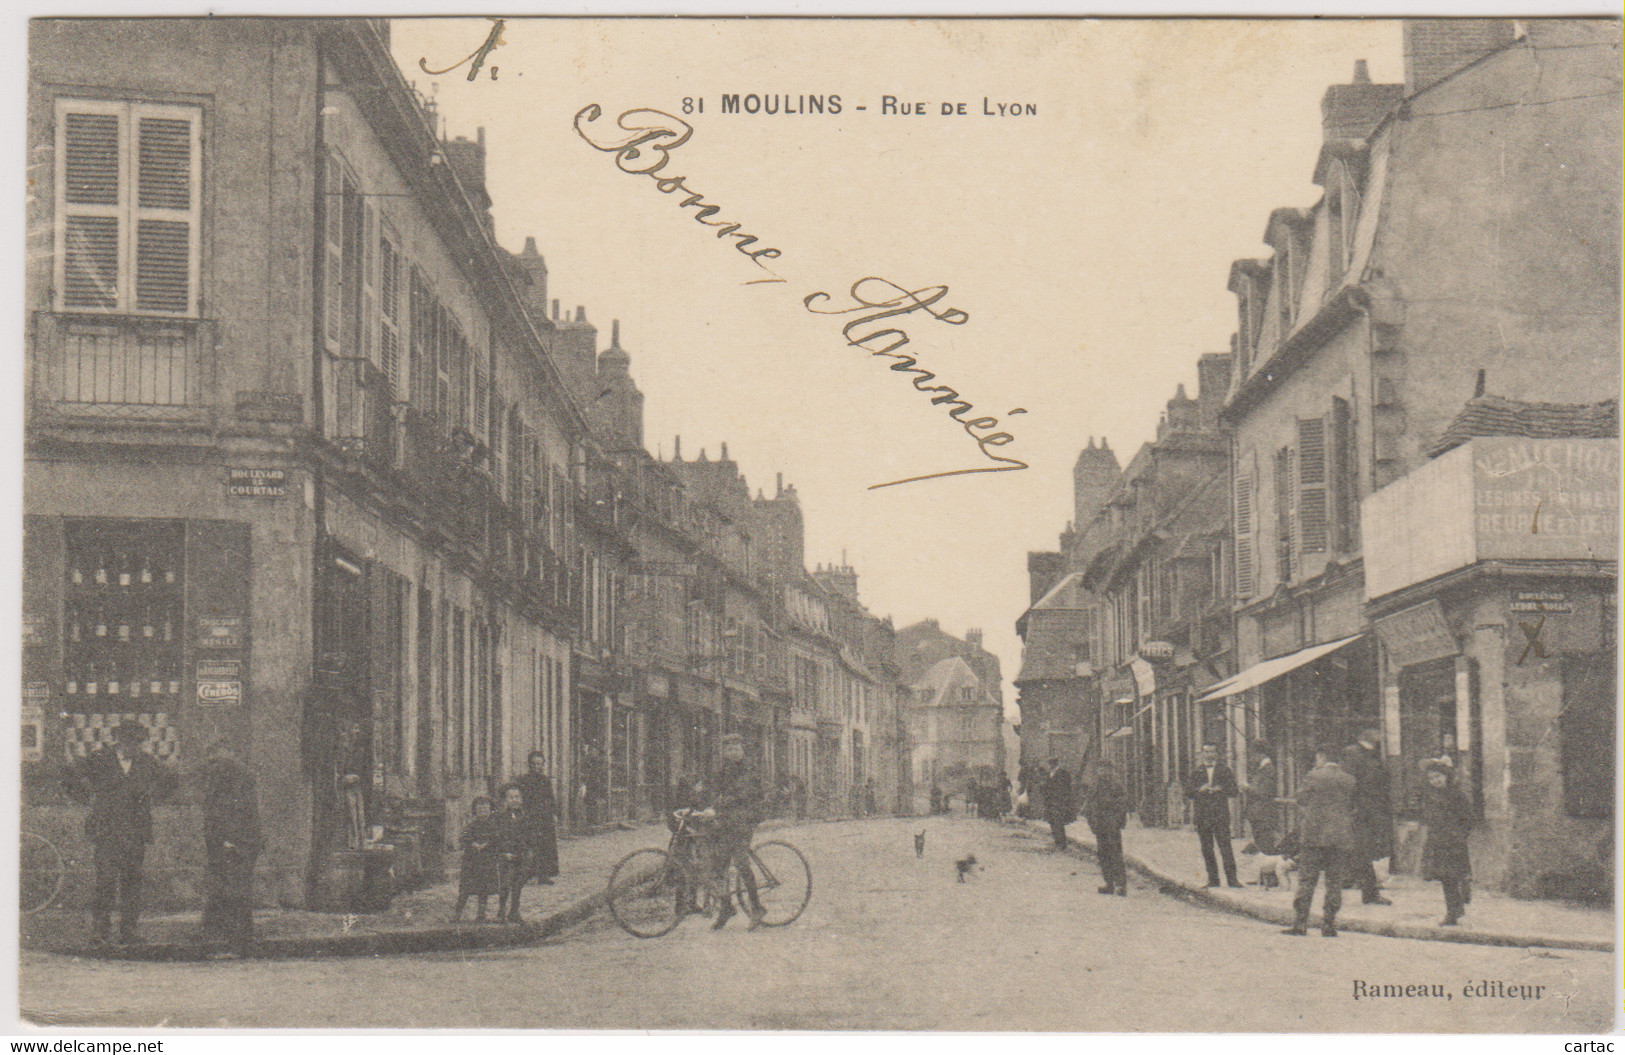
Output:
[387, 18, 1405, 718]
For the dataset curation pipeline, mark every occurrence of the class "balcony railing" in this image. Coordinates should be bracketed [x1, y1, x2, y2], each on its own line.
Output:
[33, 312, 216, 419]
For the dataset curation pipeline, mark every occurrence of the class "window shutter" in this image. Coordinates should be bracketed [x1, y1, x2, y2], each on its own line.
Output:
[360, 201, 377, 366]
[60, 110, 123, 310]
[1233, 463, 1255, 599]
[1330, 397, 1358, 552]
[324, 154, 344, 345]
[1297, 416, 1328, 554]
[133, 110, 200, 315]
[379, 235, 401, 395]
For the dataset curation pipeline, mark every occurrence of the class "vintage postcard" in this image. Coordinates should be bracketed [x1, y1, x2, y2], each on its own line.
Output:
[14, 12, 1622, 1035]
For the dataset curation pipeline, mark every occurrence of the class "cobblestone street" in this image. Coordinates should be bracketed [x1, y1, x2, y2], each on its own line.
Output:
[19, 818, 1613, 1031]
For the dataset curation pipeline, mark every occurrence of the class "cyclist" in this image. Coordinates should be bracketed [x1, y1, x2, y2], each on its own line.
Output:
[666, 771, 707, 917]
[704, 733, 766, 930]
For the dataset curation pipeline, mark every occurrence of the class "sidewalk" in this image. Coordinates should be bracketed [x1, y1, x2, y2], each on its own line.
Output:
[1050, 818, 1613, 952]
[21, 823, 673, 962]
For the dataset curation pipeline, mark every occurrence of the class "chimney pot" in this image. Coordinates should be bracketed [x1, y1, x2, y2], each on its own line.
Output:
[552, 299, 560, 320]
[1353, 59, 1371, 84]
[523, 236, 538, 255]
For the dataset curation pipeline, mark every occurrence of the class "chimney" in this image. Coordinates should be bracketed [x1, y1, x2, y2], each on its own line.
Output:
[1027, 551, 1064, 605]
[966, 628, 983, 650]
[1196, 353, 1233, 427]
[552, 299, 560, 320]
[1073, 441, 1122, 530]
[1403, 19, 1517, 96]
[1320, 60, 1403, 140]
[674, 435, 682, 461]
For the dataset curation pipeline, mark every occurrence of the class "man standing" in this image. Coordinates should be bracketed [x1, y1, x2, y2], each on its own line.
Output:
[1284, 745, 1358, 937]
[61, 721, 178, 945]
[512, 751, 560, 886]
[1344, 728, 1394, 905]
[198, 737, 262, 956]
[1041, 757, 1074, 851]
[1183, 743, 1242, 888]
[708, 733, 766, 930]
[1087, 761, 1129, 896]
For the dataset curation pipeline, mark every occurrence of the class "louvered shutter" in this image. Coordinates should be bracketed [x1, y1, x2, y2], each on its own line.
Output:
[1234, 462, 1255, 599]
[360, 201, 377, 366]
[323, 153, 344, 346]
[1297, 417, 1328, 554]
[1331, 397, 1358, 553]
[59, 108, 122, 310]
[133, 112, 198, 314]
[379, 235, 401, 396]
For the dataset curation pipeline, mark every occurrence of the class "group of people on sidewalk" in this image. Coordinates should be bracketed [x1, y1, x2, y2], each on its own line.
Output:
[60, 723, 261, 955]
[1027, 726, 1474, 934]
[451, 750, 562, 925]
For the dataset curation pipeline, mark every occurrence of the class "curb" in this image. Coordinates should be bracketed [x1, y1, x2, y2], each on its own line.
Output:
[60, 889, 608, 963]
[1035, 821, 1613, 954]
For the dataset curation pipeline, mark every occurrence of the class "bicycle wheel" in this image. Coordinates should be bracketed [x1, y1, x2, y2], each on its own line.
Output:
[747, 840, 811, 927]
[605, 848, 691, 938]
[20, 831, 66, 915]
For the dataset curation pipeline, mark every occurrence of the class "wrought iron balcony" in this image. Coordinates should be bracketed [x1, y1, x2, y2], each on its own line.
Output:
[32, 312, 217, 422]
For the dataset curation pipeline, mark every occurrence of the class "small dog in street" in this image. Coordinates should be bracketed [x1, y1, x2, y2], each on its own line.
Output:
[955, 853, 977, 882]
[1254, 854, 1296, 890]
[914, 831, 926, 858]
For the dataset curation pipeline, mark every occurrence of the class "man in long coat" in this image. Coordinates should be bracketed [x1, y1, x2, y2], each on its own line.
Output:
[1343, 728, 1393, 905]
[1087, 761, 1129, 895]
[1041, 758, 1075, 851]
[512, 751, 560, 884]
[199, 737, 262, 955]
[61, 721, 178, 945]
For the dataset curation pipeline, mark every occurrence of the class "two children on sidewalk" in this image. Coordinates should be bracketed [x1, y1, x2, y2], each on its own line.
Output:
[452, 785, 536, 924]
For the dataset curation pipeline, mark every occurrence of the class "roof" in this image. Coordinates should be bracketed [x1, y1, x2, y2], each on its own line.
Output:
[1428, 394, 1620, 459]
[912, 656, 989, 706]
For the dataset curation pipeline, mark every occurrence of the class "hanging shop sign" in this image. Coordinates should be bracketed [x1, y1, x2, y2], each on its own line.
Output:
[1138, 640, 1175, 662]
[1373, 599, 1458, 670]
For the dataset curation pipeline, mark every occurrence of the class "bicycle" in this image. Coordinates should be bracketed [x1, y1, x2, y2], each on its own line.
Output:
[605, 811, 812, 939]
[20, 830, 68, 914]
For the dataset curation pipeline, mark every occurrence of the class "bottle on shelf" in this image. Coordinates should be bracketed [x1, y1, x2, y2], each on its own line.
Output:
[117, 610, 131, 641]
[66, 670, 79, 695]
[94, 604, 108, 639]
[108, 670, 121, 695]
[167, 670, 181, 696]
[128, 673, 142, 699]
[161, 613, 174, 642]
[148, 666, 164, 698]
[138, 552, 153, 585]
[70, 552, 85, 585]
[141, 606, 155, 640]
[117, 548, 132, 588]
[85, 662, 99, 696]
[69, 611, 82, 643]
[93, 544, 108, 586]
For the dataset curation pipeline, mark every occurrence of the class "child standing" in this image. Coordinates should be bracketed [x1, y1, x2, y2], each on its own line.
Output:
[452, 796, 499, 923]
[1421, 761, 1473, 926]
[494, 784, 532, 923]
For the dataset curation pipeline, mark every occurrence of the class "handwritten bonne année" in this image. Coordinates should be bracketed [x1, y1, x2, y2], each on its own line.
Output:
[572, 105, 1028, 491]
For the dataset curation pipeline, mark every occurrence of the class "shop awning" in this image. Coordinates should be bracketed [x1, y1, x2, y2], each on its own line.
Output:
[1195, 634, 1365, 703]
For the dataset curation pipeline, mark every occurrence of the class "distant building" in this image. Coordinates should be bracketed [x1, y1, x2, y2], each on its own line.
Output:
[908, 657, 1005, 813]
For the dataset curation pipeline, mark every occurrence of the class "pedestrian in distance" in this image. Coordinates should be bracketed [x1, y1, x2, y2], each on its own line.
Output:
[1343, 728, 1394, 905]
[61, 720, 178, 946]
[1283, 744, 1358, 937]
[198, 736, 262, 956]
[1420, 761, 1473, 926]
[1183, 743, 1243, 888]
[1087, 760, 1129, 895]
[1041, 757, 1075, 851]
[451, 795, 499, 923]
[493, 784, 532, 923]
[511, 750, 560, 886]
[1243, 741, 1281, 856]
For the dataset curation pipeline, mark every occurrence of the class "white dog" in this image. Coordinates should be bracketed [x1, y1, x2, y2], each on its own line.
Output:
[1254, 853, 1297, 890]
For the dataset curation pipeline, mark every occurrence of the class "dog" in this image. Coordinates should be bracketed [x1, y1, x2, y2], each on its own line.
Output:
[955, 853, 977, 882]
[1254, 853, 1296, 890]
[914, 831, 926, 858]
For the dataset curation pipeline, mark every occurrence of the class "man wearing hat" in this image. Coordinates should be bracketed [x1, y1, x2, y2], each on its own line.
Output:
[704, 733, 766, 930]
[1344, 727, 1394, 905]
[62, 720, 179, 945]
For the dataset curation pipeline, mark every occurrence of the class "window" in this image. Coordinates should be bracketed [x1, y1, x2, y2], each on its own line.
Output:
[55, 99, 201, 317]
[1274, 446, 1295, 584]
[378, 229, 403, 396]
